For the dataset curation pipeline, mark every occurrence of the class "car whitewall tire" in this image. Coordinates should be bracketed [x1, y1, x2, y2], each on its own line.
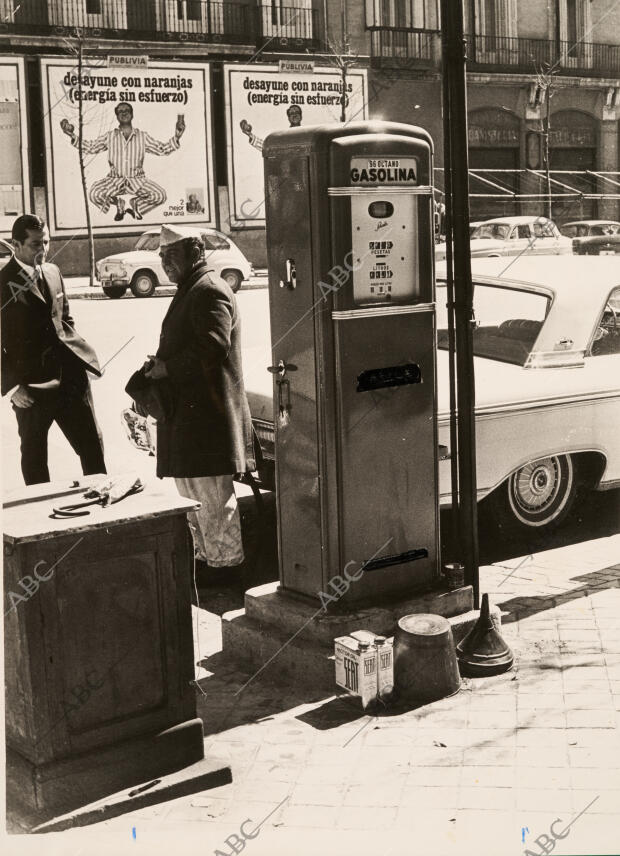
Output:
[504, 454, 576, 530]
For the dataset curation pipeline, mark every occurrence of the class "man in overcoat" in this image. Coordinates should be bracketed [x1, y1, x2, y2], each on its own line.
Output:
[1, 214, 106, 485]
[144, 225, 255, 574]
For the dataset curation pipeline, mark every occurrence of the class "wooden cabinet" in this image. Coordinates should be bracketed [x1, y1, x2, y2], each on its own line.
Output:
[4, 478, 204, 817]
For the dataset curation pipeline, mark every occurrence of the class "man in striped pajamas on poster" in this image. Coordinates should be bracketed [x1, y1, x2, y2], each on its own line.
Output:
[60, 102, 185, 222]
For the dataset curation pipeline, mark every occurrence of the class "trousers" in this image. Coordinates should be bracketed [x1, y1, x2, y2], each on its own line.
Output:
[89, 174, 166, 215]
[14, 383, 106, 485]
[174, 475, 244, 567]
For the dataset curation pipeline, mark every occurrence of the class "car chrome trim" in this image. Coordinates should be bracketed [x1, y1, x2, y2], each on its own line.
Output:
[332, 304, 435, 320]
[439, 388, 620, 422]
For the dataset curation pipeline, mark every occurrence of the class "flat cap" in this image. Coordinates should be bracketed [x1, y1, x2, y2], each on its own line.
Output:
[159, 225, 205, 249]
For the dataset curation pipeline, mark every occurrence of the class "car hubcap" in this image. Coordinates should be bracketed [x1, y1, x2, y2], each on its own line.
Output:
[224, 272, 238, 288]
[508, 455, 574, 526]
[517, 461, 556, 509]
[135, 276, 152, 293]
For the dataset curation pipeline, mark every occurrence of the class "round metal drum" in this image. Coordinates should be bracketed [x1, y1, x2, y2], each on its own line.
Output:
[394, 613, 461, 705]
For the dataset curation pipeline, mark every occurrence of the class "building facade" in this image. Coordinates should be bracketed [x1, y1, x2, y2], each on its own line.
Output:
[1, 0, 618, 273]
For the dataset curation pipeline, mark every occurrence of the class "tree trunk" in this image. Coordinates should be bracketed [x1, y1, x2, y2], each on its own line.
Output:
[76, 35, 96, 288]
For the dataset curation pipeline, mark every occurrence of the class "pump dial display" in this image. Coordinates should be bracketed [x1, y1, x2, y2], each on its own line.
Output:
[351, 193, 419, 305]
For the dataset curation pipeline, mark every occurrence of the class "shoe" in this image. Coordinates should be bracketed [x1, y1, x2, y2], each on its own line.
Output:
[114, 211, 125, 221]
[195, 560, 244, 588]
[125, 207, 135, 218]
[134, 206, 143, 221]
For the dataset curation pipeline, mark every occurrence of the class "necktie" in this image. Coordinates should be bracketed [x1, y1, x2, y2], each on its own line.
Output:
[36, 267, 53, 309]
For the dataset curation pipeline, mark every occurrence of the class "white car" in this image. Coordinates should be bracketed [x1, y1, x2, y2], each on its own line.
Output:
[435, 216, 572, 261]
[96, 228, 253, 298]
[246, 257, 620, 534]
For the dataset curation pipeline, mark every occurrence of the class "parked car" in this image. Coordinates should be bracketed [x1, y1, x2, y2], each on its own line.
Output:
[561, 220, 620, 255]
[244, 257, 620, 535]
[96, 228, 253, 298]
[435, 216, 572, 261]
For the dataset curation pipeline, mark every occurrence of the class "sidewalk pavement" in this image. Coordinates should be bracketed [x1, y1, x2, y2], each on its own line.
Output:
[64, 271, 268, 299]
[22, 532, 620, 856]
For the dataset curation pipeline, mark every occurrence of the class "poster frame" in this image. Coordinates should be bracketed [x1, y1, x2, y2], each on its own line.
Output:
[223, 62, 368, 229]
[0, 56, 31, 238]
[39, 56, 217, 238]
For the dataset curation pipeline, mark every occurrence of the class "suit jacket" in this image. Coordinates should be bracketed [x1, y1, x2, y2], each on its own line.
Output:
[1, 257, 101, 396]
[154, 262, 255, 478]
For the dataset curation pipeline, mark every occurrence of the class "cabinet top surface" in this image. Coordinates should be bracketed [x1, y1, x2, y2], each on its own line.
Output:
[3, 475, 199, 544]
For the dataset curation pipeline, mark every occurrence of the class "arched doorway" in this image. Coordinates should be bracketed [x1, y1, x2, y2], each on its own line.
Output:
[468, 108, 520, 220]
[549, 110, 598, 222]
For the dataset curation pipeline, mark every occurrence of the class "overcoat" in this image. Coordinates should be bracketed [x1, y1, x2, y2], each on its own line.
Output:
[1, 257, 101, 396]
[154, 262, 255, 478]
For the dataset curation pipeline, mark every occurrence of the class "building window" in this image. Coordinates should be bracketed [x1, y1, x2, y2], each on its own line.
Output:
[258, 0, 314, 39]
[366, 0, 438, 29]
[86, 0, 102, 13]
[177, 0, 202, 21]
[483, 0, 496, 35]
[559, 0, 591, 62]
[566, 0, 578, 47]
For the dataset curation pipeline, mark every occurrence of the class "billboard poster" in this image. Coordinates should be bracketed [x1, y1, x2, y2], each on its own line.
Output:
[0, 58, 30, 237]
[224, 64, 368, 227]
[40, 58, 216, 237]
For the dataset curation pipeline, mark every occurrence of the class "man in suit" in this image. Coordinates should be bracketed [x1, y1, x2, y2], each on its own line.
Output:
[1, 214, 107, 485]
[143, 225, 255, 579]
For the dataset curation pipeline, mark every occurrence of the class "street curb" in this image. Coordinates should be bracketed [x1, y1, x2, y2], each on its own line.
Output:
[66, 279, 268, 300]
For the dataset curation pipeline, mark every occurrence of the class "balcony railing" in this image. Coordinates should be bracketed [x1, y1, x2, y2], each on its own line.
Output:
[0, 1, 319, 49]
[368, 27, 440, 68]
[368, 28, 620, 77]
[256, 4, 319, 50]
[466, 35, 620, 76]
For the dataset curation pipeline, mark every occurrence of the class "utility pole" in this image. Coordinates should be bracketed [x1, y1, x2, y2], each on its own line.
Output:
[440, 0, 480, 607]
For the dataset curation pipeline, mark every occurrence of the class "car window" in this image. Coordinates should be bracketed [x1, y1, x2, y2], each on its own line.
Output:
[516, 225, 531, 239]
[437, 282, 550, 366]
[478, 223, 511, 241]
[591, 224, 619, 236]
[532, 220, 556, 238]
[590, 287, 620, 357]
[562, 225, 577, 238]
[202, 233, 230, 251]
[135, 233, 160, 251]
[575, 224, 589, 237]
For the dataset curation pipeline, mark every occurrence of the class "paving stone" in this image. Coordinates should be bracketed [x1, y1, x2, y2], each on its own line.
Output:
[405, 766, 462, 787]
[515, 788, 574, 812]
[516, 766, 570, 790]
[566, 709, 617, 728]
[296, 765, 354, 786]
[289, 782, 347, 807]
[335, 805, 398, 830]
[565, 728, 620, 747]
[460, 765, 514, 788]
[515, 727, 566, 746]
[517, 693, 565, 710]
[280, 804, 338, 829]
[462, 746, 517, 766]
[401, 785, 459, 809]
[343, 778, 406, 807]
[466, 710, 518, 729]
[516, 747, 569, 767]
[569, 767, 620, 790]
[569, 747, 620, 768]
[563, 693, 614, 709]
[458, 787, 514, 810]
[467, 694, 517, 712]
[517, 710, 567, 728]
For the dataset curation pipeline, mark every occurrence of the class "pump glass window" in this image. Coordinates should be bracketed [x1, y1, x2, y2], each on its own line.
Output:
[436, 283, 550, 366]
